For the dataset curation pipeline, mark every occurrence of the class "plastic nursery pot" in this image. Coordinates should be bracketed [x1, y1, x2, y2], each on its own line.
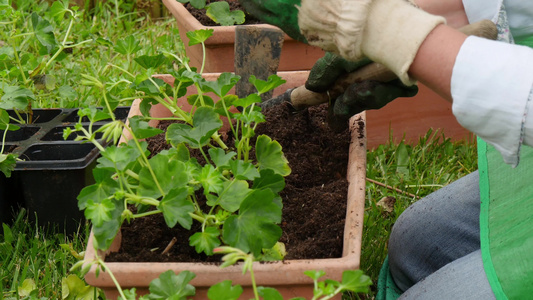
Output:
[0, 107, 130, 232]
[161, 0, 325, 73]
[83, 72, 367, 299]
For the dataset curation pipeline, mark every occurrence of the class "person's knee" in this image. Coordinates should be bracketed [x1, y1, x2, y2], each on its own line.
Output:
[387, 172, 481, 291]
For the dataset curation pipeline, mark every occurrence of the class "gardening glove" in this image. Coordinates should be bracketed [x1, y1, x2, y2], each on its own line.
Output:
[238, 0, 446, 85]
[328, 79, 418, 132]
[306, 52, 418, 132]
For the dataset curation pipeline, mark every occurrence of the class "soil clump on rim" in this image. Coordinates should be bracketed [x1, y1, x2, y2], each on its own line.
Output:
[106, 103, 353, 263]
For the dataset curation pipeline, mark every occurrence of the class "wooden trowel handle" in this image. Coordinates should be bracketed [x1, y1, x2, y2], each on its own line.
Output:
[289, 19, 498, 110]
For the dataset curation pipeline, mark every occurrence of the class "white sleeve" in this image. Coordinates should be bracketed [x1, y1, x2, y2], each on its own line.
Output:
[451, 36, 533, 167]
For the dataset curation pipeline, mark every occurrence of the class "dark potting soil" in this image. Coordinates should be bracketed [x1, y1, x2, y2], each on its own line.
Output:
[184, 0, 263, 26]
[106, 103, 352, 263]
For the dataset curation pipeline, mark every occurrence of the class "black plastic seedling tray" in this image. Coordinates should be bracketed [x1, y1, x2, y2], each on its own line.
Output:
[0, 107, 130, 232]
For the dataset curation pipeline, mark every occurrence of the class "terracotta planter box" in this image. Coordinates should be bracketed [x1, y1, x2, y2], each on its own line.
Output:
[83, 72, 367, 299]
[162, 0, 325, 72]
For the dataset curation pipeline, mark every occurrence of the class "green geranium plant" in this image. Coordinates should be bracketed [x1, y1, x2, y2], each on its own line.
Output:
[72, 28, 290, 260]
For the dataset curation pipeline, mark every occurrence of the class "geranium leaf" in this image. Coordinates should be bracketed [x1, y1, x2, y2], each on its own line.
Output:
[200, 72, 240, 97]
[257, 287, 283, 300]
[148, 270, 196, 299]
[187, 29, 213, 46]
[114, 35, 141, 55]
[233, 94, 261, 109]
[255, 135, 291, 176]
[336, 270, 372, 294]
[128, 116, 163, 139]
[62, 274, 97, 300]
[252, 169, 285, 194]
[189, 227, 221, 255]
[49, 0, 69, 24]
[303, 270, 326, 281]
[159, 187, 194, 229]
[84, 199, 114, 227]
[0, 86, 34, 110]
[31, 13, 57, 53]
[92, 200, 124, 250]
[97, 144, 140, 171]
[208, 280, 243, 300]
[166, 107, 222, 148]
[197, 164, 224, 194]
[0, 153, 16, 178]
[249, 74, 286, 95]
[134, 53, 169, 70]
[223, 189, 282, 256]
[206, 2, 245, 26]
[208, 148, 235, 169]
[177, 0, 206, 9]
[229, 160, 259, 181]
[132, 77, 167, 95]
[138, 155, 189, 199]
[215, 180, 251, 212]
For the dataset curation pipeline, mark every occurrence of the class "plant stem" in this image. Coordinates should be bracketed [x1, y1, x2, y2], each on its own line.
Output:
[249, 264, 260, 300]
[124, 126, 165, 196]
[190, 212, 206, 223]
[107, 63, 135, 79]
[134, 209, 161, 218]
[101, 88, 116, 121]
[96, 257, 127, 300]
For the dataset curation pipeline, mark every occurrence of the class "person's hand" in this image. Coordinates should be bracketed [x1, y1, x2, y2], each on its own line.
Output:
[306, 53, 418, 132]
[327, 78, 418, 132]
[239, 0, 445, 86]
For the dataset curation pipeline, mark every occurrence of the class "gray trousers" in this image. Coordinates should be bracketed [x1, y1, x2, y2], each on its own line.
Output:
[388, 171, 496, 299]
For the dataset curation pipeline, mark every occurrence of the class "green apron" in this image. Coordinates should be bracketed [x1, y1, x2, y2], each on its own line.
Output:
[478, 34, 533, 299]
[376, 29, 533, 300]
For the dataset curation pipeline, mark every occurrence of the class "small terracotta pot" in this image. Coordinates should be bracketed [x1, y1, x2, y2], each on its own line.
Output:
[83, 72, 367, 299]
[161, 0, 325, 72]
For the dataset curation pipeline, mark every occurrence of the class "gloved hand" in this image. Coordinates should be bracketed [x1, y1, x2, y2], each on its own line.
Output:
[239, 0, 445, 86]
[306, 53, 418, 132]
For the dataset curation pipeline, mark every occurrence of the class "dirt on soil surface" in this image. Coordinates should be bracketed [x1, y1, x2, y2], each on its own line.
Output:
[106, 103, 353, 263]
[184, 0, 262, 26]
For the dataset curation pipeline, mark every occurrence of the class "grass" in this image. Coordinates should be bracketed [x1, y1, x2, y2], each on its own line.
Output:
[0, 209, 91, 299]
